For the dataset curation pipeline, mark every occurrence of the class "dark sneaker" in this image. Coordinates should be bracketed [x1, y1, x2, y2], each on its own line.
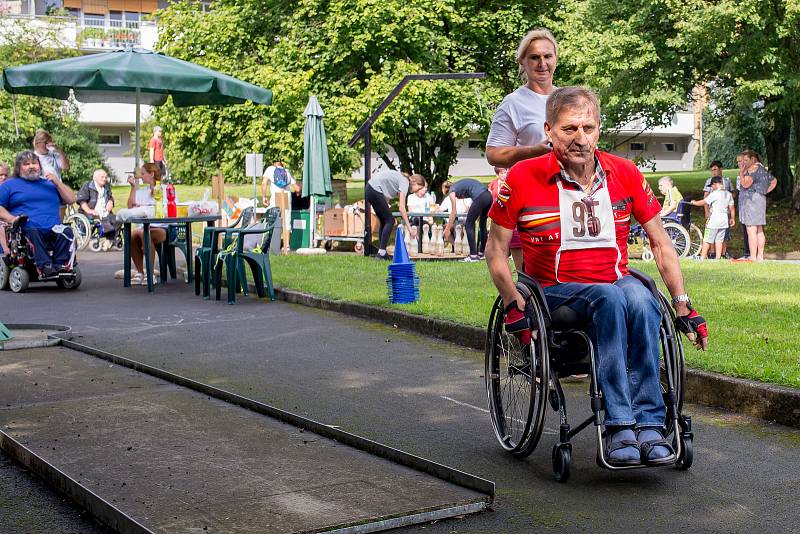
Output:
[41, 264, 58, 278]
[374, 253, 392, 261]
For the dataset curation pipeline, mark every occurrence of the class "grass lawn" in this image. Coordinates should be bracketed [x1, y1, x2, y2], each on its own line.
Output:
[269, 253, 800, 389]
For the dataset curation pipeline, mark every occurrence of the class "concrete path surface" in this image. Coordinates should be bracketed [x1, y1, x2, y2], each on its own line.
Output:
[0, 346, 487, 533]
[2, 252, 800, 533]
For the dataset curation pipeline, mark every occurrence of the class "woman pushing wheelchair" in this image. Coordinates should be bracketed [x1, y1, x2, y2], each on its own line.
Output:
[485, 87, 708, 471]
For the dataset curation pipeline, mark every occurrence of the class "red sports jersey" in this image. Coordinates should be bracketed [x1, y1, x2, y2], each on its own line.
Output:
[489, 151, 661, 286]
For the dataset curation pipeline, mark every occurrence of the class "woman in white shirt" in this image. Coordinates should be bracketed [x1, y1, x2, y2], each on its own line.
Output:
[126, 162, 166, 284]
[486, 28, 558, 168]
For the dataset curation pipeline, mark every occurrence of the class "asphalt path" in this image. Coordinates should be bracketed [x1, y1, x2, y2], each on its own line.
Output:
[2, 252, 799, 533]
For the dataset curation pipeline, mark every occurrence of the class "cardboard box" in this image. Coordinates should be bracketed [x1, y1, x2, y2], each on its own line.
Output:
[346, 207, 379, 235]
[324, 208, 347, 236]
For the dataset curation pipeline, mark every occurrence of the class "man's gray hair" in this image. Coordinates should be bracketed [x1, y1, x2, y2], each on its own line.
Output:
[13, 150, 40, 178]
[153, 126, 163, 134]
[545, 86, 601, 126]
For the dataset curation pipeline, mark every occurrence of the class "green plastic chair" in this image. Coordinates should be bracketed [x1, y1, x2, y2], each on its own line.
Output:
[214, 207, 280, 305]
[194, 207, 255, 299]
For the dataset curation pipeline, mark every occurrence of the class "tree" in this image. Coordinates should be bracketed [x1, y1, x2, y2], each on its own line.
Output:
[0, 16, 110, 187]
[154, 0, 554, 193]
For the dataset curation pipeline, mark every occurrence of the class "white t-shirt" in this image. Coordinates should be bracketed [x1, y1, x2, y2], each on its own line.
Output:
[263, 165, 295, 207]
[439, 196, 472, 215]
[486, 86, 552, 148]
[705, 189, 734, 229]
[36, 149, 65, 180]
[95, 183, 108, 218]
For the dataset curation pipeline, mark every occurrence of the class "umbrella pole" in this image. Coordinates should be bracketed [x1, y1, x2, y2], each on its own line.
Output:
[11, 94, 19, 138]
[134, 88, 141, 172]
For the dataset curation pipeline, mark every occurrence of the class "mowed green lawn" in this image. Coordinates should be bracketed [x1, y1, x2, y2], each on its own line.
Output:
[270, 254, 800, 388]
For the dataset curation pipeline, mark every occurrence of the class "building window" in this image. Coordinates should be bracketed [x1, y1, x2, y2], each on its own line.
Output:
[467, 139, 482, 149]
[630, 142, 647, 151]
[109, 10, 123, 27]
[124, 11, 139, 29]
[83, 14, 105, 27]
[98, 134, 121, 146]
[663, 142, 677, 152]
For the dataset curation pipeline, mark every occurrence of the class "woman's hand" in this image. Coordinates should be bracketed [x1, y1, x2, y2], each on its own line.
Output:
[127, 175, 137, 187]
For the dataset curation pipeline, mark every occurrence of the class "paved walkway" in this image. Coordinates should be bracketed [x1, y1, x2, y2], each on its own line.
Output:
[2, 252, 800, 533]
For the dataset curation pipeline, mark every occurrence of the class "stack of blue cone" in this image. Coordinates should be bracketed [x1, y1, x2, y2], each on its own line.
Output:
[387, 227, 419, 304]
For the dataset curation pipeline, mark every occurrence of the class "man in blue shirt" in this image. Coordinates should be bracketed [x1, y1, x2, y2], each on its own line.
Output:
[0, 150, 77, 277]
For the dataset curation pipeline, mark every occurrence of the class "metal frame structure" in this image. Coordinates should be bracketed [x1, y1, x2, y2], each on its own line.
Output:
[348, 72, 486, 256]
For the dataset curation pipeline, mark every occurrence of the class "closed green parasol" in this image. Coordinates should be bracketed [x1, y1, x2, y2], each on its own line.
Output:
[301, 95, 332, 198]
[2, 48, 272, 169]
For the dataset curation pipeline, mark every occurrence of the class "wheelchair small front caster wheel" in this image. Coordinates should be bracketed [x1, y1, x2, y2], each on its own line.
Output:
[676, 434, 693, 470]
[552, 443, 572, 482]
[9, 266, 29, 293]
[89, 239, 102, 252]
[642, 249, 654, 261]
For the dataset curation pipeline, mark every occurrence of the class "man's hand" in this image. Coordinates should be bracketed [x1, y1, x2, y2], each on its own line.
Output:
[443, 223, 454, 243]
[729, 218, 735, 228]
[675, 306, 708, 350]
[262, 196, 270, 207]
[504, 294, 531, 345]
[45, 172, 59, 183]
[85, 208, 96, 216]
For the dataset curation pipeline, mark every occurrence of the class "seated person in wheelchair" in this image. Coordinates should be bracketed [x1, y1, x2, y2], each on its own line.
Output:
[657, 176, 682, 220]
[0, 162, 9, 256]
[0, 150, 77, 277]
[486, 86, 708, 467]
[77, 169, 118, 247]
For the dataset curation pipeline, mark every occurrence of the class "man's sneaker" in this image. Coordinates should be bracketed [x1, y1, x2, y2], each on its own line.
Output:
[141, 274, 158, 285]
[41, 264, 57, 278]
[131, 272, 143, 284]
[461, 255, 480, 263]
[732, 256, 752, 263]
[477, 253, 486, 260]
[374, 253, 391, 261]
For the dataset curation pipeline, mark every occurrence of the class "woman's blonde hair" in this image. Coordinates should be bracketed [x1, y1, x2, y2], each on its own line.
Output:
[516, 28, 558, 81]
[441, 180, 453, 195]
[32, 129, 51, 149]
[738, 149, 761, 163]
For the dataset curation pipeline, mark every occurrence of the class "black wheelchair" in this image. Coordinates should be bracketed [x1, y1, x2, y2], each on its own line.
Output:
[0, 216, 82, 293]
[485, 269, 693, 482]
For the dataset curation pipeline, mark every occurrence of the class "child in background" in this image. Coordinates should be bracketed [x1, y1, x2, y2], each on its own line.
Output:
[691, 176, 735, 260]
[488, 166, 523, 270]
[658, 176, 683, 219]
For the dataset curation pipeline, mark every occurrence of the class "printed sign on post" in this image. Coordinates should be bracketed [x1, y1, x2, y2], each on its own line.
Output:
[245, 153, 264, 177]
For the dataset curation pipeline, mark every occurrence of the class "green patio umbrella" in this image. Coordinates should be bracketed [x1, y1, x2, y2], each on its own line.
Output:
[302, 96, 332, 248]
[2, 48, 272, 170]
[301, 95, 332, 198]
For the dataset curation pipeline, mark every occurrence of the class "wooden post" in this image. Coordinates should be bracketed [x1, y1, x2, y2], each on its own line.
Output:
[211, 172, 225, 226]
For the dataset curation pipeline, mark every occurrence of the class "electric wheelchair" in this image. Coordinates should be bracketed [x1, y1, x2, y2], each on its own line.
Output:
[0, 216, 82, 293]
[485, 269, 693, 482]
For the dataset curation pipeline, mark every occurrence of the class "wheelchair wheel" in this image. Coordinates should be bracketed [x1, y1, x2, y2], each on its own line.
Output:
[57, 266, 82, 290]
[687, 224, 703, 258]
[676, 434, 693, 470]
[663, 222, 690, 257]
[0, 261, 8, 290]
[657, 292, 685, 437]
[9, 266, 29, 293]
[642, 247, 654, 262]
[485, 282, 550, 458]
[65, 213, 92, 251]
[552, 443, 572, 483]
[89, 239, 103, 253]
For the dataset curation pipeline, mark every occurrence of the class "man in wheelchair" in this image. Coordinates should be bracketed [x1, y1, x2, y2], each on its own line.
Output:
[486, 87, 708, 469]
[77, 168, 119, 249]
[0, 150, 77, 278]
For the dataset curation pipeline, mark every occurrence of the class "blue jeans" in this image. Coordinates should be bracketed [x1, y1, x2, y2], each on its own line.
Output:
[543, 275, 665, 428]
[25, 226, 74, 269]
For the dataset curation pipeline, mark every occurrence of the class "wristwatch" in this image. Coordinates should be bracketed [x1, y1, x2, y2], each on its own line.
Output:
[671, 293, 692, 306]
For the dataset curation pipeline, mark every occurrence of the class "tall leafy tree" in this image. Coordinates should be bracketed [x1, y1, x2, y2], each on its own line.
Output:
[154, 0, 553, 192]
[0, 16, 109, 187]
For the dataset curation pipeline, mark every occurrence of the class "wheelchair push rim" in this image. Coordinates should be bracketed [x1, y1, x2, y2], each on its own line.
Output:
[485, 283, 550, 458]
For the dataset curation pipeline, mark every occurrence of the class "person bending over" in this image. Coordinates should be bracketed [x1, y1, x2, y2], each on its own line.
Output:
[442, 178, 492, 262]
[0, 151, 77, 277]
[485, 87, 708, 467]
[366, 170, 425, 260]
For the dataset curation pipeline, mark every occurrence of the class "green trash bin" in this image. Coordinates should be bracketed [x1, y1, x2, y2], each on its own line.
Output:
[289, 210, 311, 250]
